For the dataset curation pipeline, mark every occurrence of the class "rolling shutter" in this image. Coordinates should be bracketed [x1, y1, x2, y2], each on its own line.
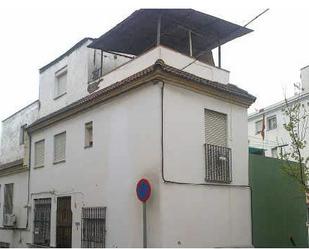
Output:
[54, 132, 66, 162]
[205, 109, 227, 147]
[34, 140, 45, 167]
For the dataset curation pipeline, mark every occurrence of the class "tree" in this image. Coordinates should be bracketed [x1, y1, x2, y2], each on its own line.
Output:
[280, 95, 309, 192]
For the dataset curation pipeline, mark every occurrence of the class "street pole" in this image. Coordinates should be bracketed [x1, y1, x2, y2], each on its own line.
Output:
[143, 202, 147, 248]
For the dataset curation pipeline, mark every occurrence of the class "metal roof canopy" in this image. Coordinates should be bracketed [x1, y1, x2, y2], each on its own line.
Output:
[88, 9, 253, 57]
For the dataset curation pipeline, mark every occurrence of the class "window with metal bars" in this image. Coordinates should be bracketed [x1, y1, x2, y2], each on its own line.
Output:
[0, 242, 9, 248]
[204, 109, 231, 183]
[33, 198, 51, 246]
[81, 207, 106, 248]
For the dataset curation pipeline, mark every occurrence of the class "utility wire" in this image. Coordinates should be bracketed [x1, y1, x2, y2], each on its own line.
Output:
[180, 8, 270, 71]
[243, 8, 269, 27]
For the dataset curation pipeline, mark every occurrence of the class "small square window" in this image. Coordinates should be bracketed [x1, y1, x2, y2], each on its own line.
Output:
[19, 124, 27, 145]
[54, 69, 67, 98]
[267, 116, 277, 130]
[85, 122, 93, 148]
[255, 120, 263, 134]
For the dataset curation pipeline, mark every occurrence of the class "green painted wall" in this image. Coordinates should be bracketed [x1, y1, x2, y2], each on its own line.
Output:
[249, 154, 308, 248]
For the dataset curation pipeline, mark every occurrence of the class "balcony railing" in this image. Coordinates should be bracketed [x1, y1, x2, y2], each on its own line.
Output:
[204, 143, 232, 183]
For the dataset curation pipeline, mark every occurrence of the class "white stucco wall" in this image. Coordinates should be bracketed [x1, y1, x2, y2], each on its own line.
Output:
[39, 40, 131, 118]
[0, 171, 30, 247]
[39, 45, 229, 119]
[29, 82, 251, 247]
[0, 101, 38, 247]
[0, 101, 39, 164]
[97, 46, 230, 94]
[161, 84, 251, 247]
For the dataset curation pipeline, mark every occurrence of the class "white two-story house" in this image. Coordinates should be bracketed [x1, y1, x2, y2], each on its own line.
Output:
[248, 65, 309, 158]
[0, 9, 255, 247]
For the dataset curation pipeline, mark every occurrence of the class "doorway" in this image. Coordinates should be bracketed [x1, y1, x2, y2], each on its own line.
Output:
[56, 196, 72, 248]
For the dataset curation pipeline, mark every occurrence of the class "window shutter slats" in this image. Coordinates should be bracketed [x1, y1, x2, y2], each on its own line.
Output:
[54, 132, 66, 162]
[35, 140, 45, 167]
[205, 109, 227, 147]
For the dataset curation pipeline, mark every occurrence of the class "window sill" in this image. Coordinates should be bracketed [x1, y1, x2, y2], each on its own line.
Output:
[53, 160, 65, 165]
[53, 92, 67, 100]
[33, 165, 44, 169]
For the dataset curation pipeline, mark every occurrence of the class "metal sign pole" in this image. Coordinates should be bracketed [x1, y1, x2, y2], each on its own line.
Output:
[136, 178, 151, 248]
[143, 202, 147, 248]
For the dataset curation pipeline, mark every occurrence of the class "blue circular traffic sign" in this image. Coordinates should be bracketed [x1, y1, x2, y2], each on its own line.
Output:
[136, 178, 151, 202]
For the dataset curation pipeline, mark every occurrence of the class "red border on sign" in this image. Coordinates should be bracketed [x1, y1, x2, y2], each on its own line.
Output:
[136, 178, 151, 202]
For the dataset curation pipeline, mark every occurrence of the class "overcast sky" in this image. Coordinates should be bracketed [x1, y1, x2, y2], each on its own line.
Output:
[1, 0, 309, 125]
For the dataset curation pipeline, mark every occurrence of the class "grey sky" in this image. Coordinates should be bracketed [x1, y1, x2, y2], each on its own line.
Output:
[0, 0, 309, 125]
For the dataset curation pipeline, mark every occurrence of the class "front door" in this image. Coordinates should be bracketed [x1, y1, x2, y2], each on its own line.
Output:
[56, 196, 72, 248]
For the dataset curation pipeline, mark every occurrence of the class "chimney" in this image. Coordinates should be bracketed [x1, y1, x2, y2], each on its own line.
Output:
[300, 65, 309, 92]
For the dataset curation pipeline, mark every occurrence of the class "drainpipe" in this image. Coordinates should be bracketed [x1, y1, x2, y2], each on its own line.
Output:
[218, 44, 221, 68]
[159, 80, 249, 188]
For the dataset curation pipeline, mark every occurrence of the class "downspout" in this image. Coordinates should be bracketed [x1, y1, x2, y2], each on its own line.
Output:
[25, 131, 32, 230]
[159, 80, 253, 246]
[160, 81, 250, 188]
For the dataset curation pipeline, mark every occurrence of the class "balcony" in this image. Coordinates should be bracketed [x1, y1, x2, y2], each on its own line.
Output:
[205, 143, 232, 183]
[87, 46, 230, 94]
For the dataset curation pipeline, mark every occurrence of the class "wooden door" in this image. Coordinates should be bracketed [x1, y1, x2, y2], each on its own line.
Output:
[56, 196, 72, 248]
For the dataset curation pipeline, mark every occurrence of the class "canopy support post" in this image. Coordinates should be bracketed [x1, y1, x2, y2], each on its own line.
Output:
[218, 45, 221, 68]
[100, 49, 103, 77]
[156, 15, 162, 46]
[188, 30, 193, 57]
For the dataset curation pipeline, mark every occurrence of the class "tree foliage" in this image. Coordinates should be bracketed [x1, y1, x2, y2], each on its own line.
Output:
[280, 97, 309, 192]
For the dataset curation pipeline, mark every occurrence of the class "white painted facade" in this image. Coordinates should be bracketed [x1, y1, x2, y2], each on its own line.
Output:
[0, 19, 253, 248]
[39, 39, 132, 117]
[0, 101, 39, 165]
[29, 82, 251, 247]
[0, 101, 39, 247]
[248, 66, 309, 158]
[40, 44, 230, 118]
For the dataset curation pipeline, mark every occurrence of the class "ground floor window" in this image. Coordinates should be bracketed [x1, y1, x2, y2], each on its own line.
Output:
[81, 207, 106, 248]
[33, 198, 51, 246]
[0, 242, 9, 248]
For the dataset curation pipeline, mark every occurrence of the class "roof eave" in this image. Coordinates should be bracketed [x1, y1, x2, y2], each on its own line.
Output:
[28, 60, 255, 133]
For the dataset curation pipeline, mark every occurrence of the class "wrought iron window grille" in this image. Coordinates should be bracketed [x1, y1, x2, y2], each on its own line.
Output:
[205, 143, 232, 183]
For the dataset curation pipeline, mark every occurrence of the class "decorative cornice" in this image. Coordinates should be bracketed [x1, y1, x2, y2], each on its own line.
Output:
[28, 59, 256, 133]
[0, 159, 28, 176]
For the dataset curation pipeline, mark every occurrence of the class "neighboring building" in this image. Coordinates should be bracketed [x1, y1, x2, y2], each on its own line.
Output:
[0, 9, 256, 247]
[0, 101, 39, 247]
[249, 150, 308, 247]
[248, 65, 309, 158]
